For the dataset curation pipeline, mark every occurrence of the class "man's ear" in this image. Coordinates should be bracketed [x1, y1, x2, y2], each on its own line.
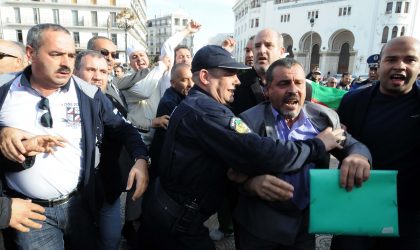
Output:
[280, 47, 286, 55]
[170, 79, 175, 88]
[199, 69, 210, 85]
[26, 45, 35, 63]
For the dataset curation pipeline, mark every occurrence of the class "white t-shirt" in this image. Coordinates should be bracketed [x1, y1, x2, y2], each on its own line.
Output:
[0, 76, 83, 199]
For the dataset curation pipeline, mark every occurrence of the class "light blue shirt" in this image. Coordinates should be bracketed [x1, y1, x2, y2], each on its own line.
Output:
[271, 105, 318, 210]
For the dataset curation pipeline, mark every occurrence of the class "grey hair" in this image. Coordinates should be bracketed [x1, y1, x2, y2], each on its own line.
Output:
[27, 23, 70, 51]
[75, 50, 105, 71]
[266, 58, 303, 86]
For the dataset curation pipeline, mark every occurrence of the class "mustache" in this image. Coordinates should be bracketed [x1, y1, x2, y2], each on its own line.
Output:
[57, 66, 71, 74]
[284, 93, 299, 101]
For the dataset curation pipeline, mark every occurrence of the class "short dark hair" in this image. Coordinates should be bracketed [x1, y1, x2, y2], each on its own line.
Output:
[266, 58, 303, 86]
[27, 23, 70, 51]
[114, 65, 125, 72]
[87, 36, 112, 50]
[342, 72, 350, 77]
[174, 45, 191, 61]
[75, 50, 105, 71]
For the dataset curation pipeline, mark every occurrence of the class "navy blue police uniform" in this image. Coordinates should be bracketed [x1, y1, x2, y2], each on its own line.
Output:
[137, 45, 330, 250]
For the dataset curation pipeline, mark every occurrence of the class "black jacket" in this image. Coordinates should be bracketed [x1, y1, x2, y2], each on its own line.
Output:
[158, 85, 328, 216]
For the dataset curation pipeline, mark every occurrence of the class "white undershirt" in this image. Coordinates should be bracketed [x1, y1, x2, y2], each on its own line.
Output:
[0, 76, 83, 199]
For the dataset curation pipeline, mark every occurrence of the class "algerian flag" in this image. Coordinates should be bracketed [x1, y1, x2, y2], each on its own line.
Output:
[309, 81, 347, 110]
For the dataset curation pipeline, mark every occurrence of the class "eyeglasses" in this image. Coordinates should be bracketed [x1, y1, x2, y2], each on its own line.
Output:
[38, 97, 53, 128]
[100, 49, 117, 59]
[0, 52, 18, 60]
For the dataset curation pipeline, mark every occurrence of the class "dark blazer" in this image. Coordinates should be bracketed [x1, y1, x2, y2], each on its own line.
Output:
[230, 68, 264, 115]
[0, 68, 148, 212]
[234, 101, 372, 245]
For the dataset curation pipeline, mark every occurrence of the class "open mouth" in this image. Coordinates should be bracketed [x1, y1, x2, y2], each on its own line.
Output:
[283, 98, 299, 108]
[390, 74, 406, 85]
[258, 56, 268, 63]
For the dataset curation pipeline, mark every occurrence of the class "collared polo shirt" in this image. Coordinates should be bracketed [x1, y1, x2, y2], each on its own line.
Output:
[0, 72, 82, 199]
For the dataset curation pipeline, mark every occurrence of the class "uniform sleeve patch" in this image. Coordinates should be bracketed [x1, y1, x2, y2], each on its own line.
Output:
[229, 117, 251, 134]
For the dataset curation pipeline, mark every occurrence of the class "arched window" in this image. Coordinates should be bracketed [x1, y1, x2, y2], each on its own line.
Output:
[337, 43, 350, 73]
[286, 45, 294, 58]
[382, 26, 389, 43]
[311, 44, 320, 71]
[400, 26, 405, 36]
[391, 26, 398, 38]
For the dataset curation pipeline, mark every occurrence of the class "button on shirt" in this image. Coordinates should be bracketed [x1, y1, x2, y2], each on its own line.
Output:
[273, 107, 318, 210]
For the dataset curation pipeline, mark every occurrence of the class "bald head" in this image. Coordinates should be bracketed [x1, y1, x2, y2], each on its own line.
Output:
[253, 29, 285, 82]
[0, 39, 28, 74]
[378, 36, 420, 96]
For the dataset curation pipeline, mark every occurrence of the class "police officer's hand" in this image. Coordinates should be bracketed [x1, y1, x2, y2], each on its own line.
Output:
[340, 154, 370, 191]
[316, 127, 345, 151]
[152, 115, 170, 129]
[227, 168, 248, 183]
[126, 159, 149, 201]
[0, 127, 31, 163]
[9, 198, 46, 232]
[244, 175, 294, 202]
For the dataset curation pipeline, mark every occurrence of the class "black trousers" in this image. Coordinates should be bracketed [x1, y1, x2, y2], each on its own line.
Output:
[137, 181, 214, 250]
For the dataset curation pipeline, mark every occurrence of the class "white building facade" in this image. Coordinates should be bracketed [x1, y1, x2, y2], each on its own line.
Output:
[0, 0, 147, 63]
[146, 9, 194, 58]
[233, 0, 420, 76]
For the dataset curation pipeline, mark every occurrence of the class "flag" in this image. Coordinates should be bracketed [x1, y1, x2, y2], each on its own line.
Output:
[309, 81, 347, 110]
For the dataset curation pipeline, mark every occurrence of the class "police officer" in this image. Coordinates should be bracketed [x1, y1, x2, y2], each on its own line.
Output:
[350, 54, 379, 91]
[137, 45, 347, 249]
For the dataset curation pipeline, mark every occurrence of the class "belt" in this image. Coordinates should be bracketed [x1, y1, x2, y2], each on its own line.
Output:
[5, 188, 78, 207]
[154, 179, 208, 222]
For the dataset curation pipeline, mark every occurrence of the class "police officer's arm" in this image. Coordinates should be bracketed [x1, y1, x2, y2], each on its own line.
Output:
[192, 112, 339, 176]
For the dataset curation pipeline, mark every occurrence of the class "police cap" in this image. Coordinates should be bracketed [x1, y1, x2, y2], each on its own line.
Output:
[367, 54, 380, 69]
[191, 45, 250, 73]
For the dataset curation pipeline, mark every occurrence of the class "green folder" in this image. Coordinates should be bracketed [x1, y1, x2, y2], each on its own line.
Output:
[309, 169, 399, 236]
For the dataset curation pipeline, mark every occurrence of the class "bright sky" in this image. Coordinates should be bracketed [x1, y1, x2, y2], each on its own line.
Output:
[146, 0, 236, 51]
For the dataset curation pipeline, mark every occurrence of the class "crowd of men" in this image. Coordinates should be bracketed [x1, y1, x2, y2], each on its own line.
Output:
[0, 19, 419, 250]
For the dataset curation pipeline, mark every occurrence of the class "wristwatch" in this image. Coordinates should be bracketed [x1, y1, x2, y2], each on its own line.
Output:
[134, 155, 151, 166]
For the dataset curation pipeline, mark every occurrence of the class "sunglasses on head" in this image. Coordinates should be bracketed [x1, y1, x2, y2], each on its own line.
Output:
[0, 52, 18, 60]
[100, 49, 117, 59]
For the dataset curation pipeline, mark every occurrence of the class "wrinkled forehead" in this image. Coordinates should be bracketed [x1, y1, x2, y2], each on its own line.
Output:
[94, 38, 116, 52]
[130, 51, 147, 58]
[176, 48, 191, 57]
[82, 55, 108, 69]
[382, 38, 420, 58]
[274, 65, 305, 79]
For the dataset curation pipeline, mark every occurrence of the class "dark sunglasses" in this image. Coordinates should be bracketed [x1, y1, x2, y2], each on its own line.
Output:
[100, 49, 117, 59]
[38, 97, 53, 128]
[0, 52, 18, 60]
